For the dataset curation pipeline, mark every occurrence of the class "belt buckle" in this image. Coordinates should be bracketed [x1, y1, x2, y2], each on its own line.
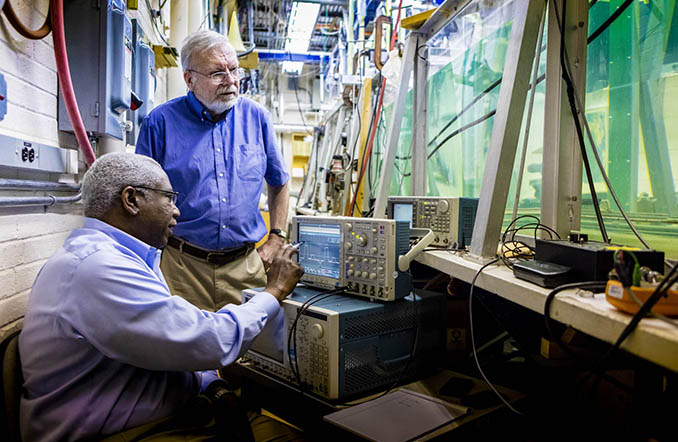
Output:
[206, 251, 220, 264]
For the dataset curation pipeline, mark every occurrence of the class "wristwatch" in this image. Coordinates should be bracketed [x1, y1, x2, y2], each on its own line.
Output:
[270, 228, 288, 240]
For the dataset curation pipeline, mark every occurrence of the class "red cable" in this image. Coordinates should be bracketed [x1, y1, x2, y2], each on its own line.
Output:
[348, 0, 404, 216]
[50, 0, 96, 167]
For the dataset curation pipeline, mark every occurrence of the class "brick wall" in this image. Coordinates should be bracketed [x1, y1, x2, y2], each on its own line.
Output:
[0, 0, 170, 338]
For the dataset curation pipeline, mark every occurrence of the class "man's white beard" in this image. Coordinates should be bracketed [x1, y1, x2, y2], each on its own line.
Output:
[205, 95, 238, 115]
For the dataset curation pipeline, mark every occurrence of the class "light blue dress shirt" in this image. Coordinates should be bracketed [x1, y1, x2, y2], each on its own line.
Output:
[135, 93, 290, 250]
[19, 218, 280, 442]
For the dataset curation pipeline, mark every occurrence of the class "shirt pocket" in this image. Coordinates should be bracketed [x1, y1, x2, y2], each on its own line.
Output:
[235, 144, 265, 182]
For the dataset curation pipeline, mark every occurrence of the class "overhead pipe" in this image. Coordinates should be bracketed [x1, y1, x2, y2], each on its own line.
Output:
[0, 193, 81, 208]
[0, 178, 80, 192]
[51, 0, 96, 167]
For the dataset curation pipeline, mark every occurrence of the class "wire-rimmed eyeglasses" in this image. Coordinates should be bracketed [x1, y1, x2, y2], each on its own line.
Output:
[188, 67, 243, 85]
[132, 186, 179, 205]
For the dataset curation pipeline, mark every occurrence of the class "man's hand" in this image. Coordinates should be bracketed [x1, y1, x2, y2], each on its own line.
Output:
[256, 234, 285, 269]
[264, 244, 305, 301]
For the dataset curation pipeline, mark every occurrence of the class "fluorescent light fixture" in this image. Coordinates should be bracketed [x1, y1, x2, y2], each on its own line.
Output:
[282, 61, 305, 75]
[284, 2, 320, 68]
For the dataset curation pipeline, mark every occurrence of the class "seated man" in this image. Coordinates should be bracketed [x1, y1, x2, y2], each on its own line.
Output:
[19, 152, 304, 442]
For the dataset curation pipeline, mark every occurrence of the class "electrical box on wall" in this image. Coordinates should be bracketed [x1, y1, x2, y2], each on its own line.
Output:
[58, 0, 132, 140]
[0, 72, 6, 121]
[127, 19, 156, 146]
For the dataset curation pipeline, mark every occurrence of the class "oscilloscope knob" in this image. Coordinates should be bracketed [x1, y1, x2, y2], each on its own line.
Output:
[369, 272, 376, 280]
[371, 247, 378, 254]
[311, 324, 324, 339]
[438, 200, 450, 213]
[345, 223, 353, 231]
[357, 236, 368, 246]
[345, 242, 352, 250]
[347, 269, 354, 276]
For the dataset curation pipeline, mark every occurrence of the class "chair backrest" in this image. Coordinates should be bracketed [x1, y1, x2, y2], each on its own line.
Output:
[0, 330, 23, 442]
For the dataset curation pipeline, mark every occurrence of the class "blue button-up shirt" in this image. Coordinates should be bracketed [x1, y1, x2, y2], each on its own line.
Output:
[136, 93, 289, 250]
[19, 218, 280, 442]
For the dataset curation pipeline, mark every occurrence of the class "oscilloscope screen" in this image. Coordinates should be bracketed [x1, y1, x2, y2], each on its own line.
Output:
[297, 223, 342, 280]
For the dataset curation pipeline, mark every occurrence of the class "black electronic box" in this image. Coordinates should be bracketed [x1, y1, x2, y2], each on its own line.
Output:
[534, 239, 664, 283]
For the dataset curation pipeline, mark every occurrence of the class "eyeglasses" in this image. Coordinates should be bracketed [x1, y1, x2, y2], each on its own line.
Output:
[132, 186, 179, 205]
[188, 67, 244, 85]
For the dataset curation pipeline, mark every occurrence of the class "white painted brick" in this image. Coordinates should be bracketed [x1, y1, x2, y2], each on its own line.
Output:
[3, 72, 57, 118]
[0, 103, 59, 145]
[14, 260, 46, 294]
[12, 232, 69, 266]
[0, 268, 17, 300]
[0, 42, 58, 93]
[0, 290, 29, 328]
[0, 241, 20, 271]
[0, 215, 18, 242]
[15, 213, 82, 240]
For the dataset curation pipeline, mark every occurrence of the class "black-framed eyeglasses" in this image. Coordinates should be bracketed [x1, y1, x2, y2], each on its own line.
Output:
[132, 186, 179, 205]
[188, 67, 243, 85]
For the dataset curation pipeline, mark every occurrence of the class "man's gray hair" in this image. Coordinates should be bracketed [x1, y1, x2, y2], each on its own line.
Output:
[82, 152, 166, 219]
[181, 30, 235, 72]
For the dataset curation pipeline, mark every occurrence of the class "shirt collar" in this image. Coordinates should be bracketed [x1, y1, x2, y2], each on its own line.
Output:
[83, 217, 161, 270]
[185, 91, 237, 123]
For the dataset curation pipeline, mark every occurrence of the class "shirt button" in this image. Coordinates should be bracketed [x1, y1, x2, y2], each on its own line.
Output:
[219, 172, 224, 177]
[216, 148, 221, 153]
[222, 225, 227, 229]
[221, 198, 226, 203]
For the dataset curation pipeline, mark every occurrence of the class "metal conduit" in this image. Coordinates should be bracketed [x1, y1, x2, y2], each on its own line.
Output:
[0, 178, 80, 192]
[0, 193, 81, 208]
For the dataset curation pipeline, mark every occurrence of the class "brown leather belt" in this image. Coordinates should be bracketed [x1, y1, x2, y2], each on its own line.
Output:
[167, 236, 253, 265]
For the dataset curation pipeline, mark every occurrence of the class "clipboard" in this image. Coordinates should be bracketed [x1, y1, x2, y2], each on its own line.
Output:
[323, 388, 469, 442]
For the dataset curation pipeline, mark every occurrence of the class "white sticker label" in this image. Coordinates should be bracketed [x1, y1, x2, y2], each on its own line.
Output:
[608, 283, 624, 299]
[124, 46, 132, 82]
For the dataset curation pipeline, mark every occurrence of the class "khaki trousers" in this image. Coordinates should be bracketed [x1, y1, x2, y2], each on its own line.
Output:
[161, 244, 267, 311]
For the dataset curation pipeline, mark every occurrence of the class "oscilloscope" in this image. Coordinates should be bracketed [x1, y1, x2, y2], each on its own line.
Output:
[292, 216, 418, 301]
[387, 196, 479, 247]
[241, 286, 446, 400]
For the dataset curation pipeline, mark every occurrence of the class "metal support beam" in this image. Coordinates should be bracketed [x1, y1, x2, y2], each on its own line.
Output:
[541, 0, 588, 237]
[373, 33, 420, 217]
[469, 0, 546, 260]
[411, 38, 428, 196]
[418, 0, 473, 41]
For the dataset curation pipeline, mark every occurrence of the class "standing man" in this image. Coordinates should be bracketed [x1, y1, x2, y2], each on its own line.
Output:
[136, 30, 290, 311]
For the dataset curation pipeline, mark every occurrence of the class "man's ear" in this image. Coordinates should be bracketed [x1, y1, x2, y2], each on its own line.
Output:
[184, 70, 194, 91]
[120, 186, 141, 216]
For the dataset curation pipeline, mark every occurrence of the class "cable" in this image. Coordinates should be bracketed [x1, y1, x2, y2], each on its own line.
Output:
[543, 281, 607, 356]
[558, 0, 610, 244]
[468, 257, 525, 415]
[2, 0, 51, 39]
[552, 0, 652, 250]
[287, 288, 345, 392]
[427, 110, 496, 160]
[426, 77, 501, 150]
[587, 0, 633, 44]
